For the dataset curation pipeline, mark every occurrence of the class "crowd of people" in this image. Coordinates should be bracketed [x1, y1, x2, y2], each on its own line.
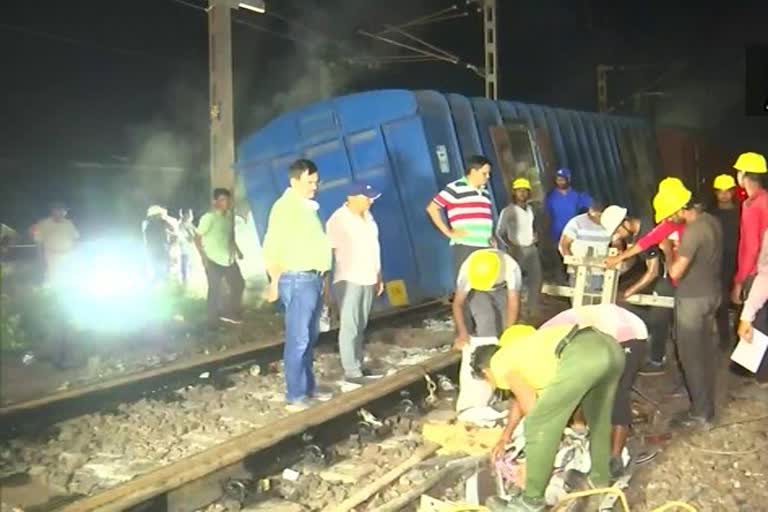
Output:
[255, 150, 768, 511]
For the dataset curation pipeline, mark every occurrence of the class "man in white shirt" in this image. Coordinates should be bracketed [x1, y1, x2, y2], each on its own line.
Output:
[496, 178, 543, 320]
[559, 200, 612, 296]
[326, 182, 384, 384]
[33, 202, 79, 284]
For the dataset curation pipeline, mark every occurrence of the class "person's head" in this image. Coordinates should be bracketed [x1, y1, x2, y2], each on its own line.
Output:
[511, 177, 531, 203]
[212, 188, 232, 211]
[470, 344, 501, 382]
[555, 168, 571, 190]
[653, 184, 693, 224]
[586, 199, 606, 224]
[599, 205, 630, 246]
[734, 152, 767, 192]
[50, 202, 68, 220]
[346, 182, 381, 214]
[466, 250, 502, 291]
[289, 158, 319, 199]
[465, 155, 491, 188]
[712, 174, 736, 205]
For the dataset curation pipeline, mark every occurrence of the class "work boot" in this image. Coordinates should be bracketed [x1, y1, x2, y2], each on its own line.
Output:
[485, 495, 545, 512]
[638, 359, 665, 376]
[668, 412, 713, 431]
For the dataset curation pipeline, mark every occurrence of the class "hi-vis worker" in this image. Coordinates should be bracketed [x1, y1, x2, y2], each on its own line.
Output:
[453, 249, 522, 414]
[471, 324, 625, 512]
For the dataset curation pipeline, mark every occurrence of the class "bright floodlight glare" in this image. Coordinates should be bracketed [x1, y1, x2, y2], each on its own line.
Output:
[238, 1, 265, 13]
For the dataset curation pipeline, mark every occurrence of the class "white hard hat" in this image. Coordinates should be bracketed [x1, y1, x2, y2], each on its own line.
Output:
[600, 205, 628, 234]
[146, 205, 167, 217]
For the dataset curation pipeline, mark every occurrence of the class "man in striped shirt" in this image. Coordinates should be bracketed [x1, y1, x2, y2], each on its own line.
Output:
[426, 155, 495, 277]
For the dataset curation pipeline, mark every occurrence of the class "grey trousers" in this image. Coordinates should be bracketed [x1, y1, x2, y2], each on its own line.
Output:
[675, 294, 721, 420]
[468, 287, 508, 337]
[335, 281, 375, 378]
[510, 244, 543, 317]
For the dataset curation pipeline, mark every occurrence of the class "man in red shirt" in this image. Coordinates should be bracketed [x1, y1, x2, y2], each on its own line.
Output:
[731, 152, 768, 380]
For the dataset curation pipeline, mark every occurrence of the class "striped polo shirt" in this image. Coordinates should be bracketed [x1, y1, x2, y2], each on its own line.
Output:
[432, 177, 493, 247]
[561, 213, 612, 256]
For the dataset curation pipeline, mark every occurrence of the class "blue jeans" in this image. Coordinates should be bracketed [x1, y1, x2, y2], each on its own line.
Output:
[279, 272, 323, 402]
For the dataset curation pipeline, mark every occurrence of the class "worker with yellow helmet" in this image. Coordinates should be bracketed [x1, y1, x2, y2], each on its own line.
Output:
[654, 181, 723, 428]
[708, 173, 740, 349]
[452, 248, 522, 414]
[471, 321, 625, 511]
[496, 177, 543, 320]
[731, 153, 768, 384]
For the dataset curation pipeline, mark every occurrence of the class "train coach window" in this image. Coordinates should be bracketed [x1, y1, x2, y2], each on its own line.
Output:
[489, 122, 544, 203]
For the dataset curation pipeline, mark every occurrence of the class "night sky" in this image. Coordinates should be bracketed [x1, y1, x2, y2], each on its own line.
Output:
[2, 0, 767, 230]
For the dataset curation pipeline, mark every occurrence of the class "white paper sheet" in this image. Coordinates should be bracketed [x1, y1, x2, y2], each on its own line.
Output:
[731, 328, 768, 373]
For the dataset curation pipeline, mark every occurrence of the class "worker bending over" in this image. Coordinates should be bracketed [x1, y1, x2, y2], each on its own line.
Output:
[541, 304, 648, 477]
[453, 249, 521, 414]
[472, 325, 625, 511]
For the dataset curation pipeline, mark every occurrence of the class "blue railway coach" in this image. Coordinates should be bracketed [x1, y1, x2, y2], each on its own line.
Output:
[237, 89, 661, 311]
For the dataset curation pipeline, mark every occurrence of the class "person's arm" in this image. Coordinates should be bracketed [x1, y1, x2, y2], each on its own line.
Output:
[559, 218, 578, 256]
[491, 371, 537, 459]
[739, 272, 768, 342]
[504, 255, 522, 326]
[194, 214, 213, 264]
[495, 206, 515, 251]
[451, 288, 470, 350]
[426, 201, 466, 240]
[668, 230, 697, 281]
[578, 191, 593, 211]
[622, 256, 660, 298]
[559, 234, 574, 256]
[261, 205, 288, 300]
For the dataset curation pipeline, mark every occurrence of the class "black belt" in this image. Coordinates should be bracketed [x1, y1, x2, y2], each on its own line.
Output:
[554, 325, 588, 358]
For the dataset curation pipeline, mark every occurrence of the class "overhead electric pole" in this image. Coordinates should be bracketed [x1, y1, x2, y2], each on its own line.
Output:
[596, 64, 611, 113]
[483, 0, 498, 100]
[207, 0, 265, 192]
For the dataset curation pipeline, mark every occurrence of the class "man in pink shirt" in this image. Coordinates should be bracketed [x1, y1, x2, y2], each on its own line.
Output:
[326, 182, 384, 384]
[738, 229, 768, 345]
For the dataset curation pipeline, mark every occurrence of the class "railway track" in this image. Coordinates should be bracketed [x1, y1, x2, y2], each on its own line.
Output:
[53, 350, 461, 512]
[0, 300, 449, 439]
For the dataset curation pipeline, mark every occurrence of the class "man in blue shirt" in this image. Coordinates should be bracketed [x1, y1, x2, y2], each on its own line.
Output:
[545, 168, 593, 243]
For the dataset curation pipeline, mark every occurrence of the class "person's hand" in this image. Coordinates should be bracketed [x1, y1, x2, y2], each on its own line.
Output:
[452, 333, 469, 351]
[731, 283, 744, 305]
[604, 255, 622, 269]
[738, 319, 754, 343]
[448, 228, 469, 239]
[263, 282, 279, 303]
[376, 280, 385, 297]
[490, 435, 509, 461]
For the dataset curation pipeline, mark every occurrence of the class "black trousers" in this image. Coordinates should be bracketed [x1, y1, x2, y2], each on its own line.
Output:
[675, 294, 720, 420]
[205, 261, 245, 325]
[612, 339, 646, 426]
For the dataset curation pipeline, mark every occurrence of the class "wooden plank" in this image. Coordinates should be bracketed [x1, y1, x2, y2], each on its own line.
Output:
[58, 351, 461, 512]
[1, 300, 446, 416]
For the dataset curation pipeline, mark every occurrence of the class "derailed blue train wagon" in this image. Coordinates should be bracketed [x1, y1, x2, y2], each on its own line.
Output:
[237, 89, 661, 311]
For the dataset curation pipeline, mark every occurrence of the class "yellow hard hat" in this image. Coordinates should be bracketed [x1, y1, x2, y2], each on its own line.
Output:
[512, 178, 531, 190]
[499, 324, 536, 347]
[657, 177, 687, 193]
[653, 185, 692, 223]
[713, 174, 736, 191]
[466, 251, 501, 291]
[733, 152, 767, 174]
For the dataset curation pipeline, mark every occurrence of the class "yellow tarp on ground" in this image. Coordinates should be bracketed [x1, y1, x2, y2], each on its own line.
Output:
[422, 422, 503, 456]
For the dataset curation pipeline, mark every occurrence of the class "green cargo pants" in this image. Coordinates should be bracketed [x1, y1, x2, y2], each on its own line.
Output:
[523, 327, 626, 499]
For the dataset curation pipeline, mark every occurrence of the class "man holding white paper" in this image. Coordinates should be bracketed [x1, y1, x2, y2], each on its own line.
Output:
[736, 228, 768, 375]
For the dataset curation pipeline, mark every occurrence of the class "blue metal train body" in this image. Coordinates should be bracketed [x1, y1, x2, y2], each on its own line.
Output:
[237, 89, 660, 310]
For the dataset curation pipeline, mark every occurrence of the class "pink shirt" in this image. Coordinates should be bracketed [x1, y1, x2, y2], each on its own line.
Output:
[326, 205, 381, 286]
[541, 304, 648, 342]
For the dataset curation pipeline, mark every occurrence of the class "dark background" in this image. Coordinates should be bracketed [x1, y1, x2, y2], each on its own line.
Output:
[2, 0, 768, 233]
